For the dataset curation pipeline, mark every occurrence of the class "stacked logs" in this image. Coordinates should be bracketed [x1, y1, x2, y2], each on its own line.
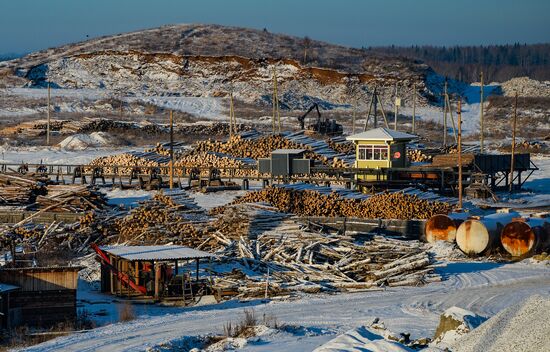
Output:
[112, 192, 204, 246]
[89, 153, 164, 174]
[212, 188, 452, 220]
[0, 174, 45, 205]
[194, 135, 301, 159]
[326, 139, 355, 155]
[431, 153, 475, 167]
[174, 152, 256, 177]
[408, 149, 433, 163]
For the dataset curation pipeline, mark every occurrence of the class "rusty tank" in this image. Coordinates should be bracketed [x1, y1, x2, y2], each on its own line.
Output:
[500, 218, 550, 257]
[424, 213, 468, 243]
[456, 212, 520, 255]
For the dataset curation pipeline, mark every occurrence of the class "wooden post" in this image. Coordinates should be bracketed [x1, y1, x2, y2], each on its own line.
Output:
[229, 92, 235, 137]
[47, 83, 51, 145]
[510, 91, 518, 193]
[373, 87, 378, 128]
[412, 83, 416, 134]
[195, 259, 199, 281]
[479, 71, 484, 153]
[272, 66, 280, 134]
[169, 110, 174, 190]
[135, 261, 139, 286]
[443, 80, 448, 147]
[457, 99, 463, 209]
[352, 100, 356, 134]
[394, 83, 399, 130]
[154, 262, 160, 300]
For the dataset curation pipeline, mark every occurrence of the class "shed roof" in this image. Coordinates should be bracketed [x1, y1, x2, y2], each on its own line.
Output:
[100, 245, 215, 261]
[346, 128, 417, 142]
[0, 283, 19, 294]
[271, 149, 307, 154]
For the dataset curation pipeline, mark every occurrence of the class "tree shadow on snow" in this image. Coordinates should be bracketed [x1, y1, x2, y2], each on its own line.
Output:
[436, 262, 504, 280]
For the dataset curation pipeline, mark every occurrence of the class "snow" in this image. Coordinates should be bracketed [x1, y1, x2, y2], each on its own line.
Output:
[21, 261, 550, 352]
[58, 132, 121, 150]
[452, 295, 550, 352]
[0, 145, 132, 165]
[314, 326, 413, 352]
[1, 87, 226, 119]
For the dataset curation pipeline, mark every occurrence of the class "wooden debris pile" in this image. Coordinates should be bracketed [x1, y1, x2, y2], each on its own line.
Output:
[212, 187, 452, 220]
[205, 205, 440, 296]
[35, 185, 108, 212]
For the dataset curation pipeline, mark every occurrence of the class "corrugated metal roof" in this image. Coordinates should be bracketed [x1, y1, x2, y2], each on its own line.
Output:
[346, 128, 417, 141]
[0, 283, 19, 293]
[272, 149, 306, 154]
[100, 245, 215, 261]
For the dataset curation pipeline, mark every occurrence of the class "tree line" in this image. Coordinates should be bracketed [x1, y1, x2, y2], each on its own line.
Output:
[364, 43, 550, 83]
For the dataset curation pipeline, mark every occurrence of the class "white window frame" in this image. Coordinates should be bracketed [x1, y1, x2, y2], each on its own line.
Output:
[358, 144, 389, 161]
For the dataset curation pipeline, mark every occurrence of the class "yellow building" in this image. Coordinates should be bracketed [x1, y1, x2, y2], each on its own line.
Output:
[346, 128, 417, 180]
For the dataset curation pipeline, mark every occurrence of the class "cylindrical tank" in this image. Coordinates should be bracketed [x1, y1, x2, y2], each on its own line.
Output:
[500, 218, 550, 257]
[456, 212, 520, 255]
[424, 213, 468, 243]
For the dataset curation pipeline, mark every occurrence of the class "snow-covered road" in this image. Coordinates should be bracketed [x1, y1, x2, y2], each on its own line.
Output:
[22, 261, 550, 352]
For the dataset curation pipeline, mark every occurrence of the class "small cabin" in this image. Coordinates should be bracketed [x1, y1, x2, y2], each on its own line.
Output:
[0, 266, 82, 327]
[346, 128, 417, 179]
[96, 245, 215, 304]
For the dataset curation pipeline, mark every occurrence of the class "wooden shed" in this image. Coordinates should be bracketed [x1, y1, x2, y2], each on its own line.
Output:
[94, 245, 215, 304]
[0, 266, 82, 327]
[0, 283, 19, 330]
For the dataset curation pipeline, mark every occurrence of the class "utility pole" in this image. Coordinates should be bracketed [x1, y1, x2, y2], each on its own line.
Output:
[47, 83, 51, 146]
[394, 83, 399, 130]
[352, 99, 357, 134]
[509, 91, 518, 193]
[480, 71, 484, 154]
[457, 99, 463, 209]
[443, 80, 448, 147]
[272, 66, 280, 134]
[373, 87, 378, 129]
[229, 92, 235, 138]
[169, 110, 174, 190]
[412, 83, 416, 134]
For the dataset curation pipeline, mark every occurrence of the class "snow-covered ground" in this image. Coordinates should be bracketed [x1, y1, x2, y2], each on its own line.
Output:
[0, 145, 132, 164]
[0, 87, 226, 119]
[21, 261, 550, 352]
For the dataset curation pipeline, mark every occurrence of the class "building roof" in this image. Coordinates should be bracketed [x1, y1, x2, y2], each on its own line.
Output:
[346, 128, 417, 142]
[100, 245, 215, 261]
[271, 149, 307, 154]
[0, 283, 19, 294]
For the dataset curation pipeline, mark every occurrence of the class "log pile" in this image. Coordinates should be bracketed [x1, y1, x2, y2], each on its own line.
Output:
[111, 192, 205, 246]
[326, 139, 355, 155]
[431, 153, 475, 167]
[212, 187, 452, 220]
[0, 174, 43, 204]
[88, 152, 165, 174]
[407, 149, 433, 163]
[174, 152, 256, 177]
[35, 185, 108, 212]
[205, 205, 440, 296]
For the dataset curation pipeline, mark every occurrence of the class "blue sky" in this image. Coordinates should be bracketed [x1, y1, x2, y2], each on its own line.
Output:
[1, 0, 549, 53]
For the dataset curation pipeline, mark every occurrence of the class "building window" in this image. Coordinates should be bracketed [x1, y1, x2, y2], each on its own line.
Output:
[358, 145, 388, 160]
